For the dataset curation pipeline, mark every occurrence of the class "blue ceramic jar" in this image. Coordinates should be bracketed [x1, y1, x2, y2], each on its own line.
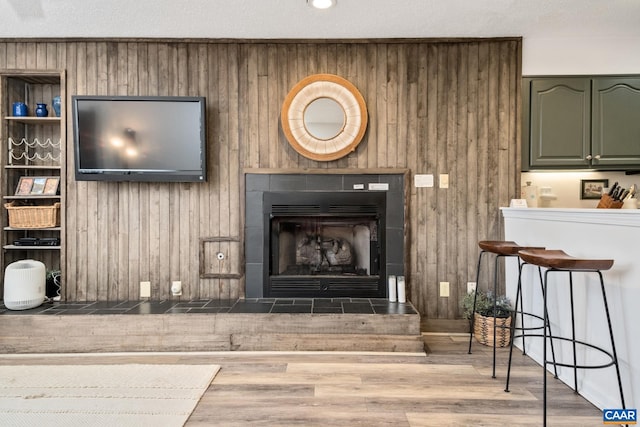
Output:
[12, 102, 28, 117]
[35, 103, 48, 117]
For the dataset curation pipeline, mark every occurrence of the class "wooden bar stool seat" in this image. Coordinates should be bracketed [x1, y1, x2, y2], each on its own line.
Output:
[468, 240, 545, 378]
[513, 248, 625, 426]
[478, 240, 533, 256]
[518, 249, 613, 271]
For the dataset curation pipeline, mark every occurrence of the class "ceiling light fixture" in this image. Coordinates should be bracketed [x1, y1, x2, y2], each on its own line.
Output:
[308, 0, 336, 10]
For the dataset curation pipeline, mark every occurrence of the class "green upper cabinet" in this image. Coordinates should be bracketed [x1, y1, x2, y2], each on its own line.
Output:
[523, 76, 640, 171]
[592, 77, 640, 168]
[526, 78, 591, 168]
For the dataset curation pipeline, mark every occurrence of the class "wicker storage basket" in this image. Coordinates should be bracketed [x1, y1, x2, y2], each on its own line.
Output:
[473, 312, 511, 347]
[4, 202, 60, 228]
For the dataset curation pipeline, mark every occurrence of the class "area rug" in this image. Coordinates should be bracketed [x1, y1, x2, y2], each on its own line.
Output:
[0, 364, 220, 426]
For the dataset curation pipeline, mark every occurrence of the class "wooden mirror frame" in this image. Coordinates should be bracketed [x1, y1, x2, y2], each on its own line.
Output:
[281, 74, 368, 162]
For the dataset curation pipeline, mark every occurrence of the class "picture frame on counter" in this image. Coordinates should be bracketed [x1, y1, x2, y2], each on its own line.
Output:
[580, 179, 609, 200]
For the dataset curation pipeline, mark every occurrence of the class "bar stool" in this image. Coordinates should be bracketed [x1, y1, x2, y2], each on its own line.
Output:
[517, 249, 626, 427]
[467, 240, 544, 378]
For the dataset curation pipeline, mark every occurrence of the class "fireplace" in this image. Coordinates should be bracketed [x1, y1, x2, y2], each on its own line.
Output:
[264, 192, 385, 297]
[244, 173, 405, 299]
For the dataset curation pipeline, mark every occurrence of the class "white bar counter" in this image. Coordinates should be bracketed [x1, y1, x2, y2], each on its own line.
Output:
[502, 207, 639, 411]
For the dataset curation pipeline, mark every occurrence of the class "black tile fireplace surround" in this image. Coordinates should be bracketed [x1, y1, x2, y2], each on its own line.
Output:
[245, 173, 405, 299]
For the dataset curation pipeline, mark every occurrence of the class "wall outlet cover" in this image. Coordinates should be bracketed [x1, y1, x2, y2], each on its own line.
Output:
[439, 281, 450, 297]
[467, 282, 476, 294]
[171, 281, 182, 296]
[140, 281, 151, 298]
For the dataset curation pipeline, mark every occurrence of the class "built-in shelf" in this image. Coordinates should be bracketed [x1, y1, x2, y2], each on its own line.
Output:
[3, 245, 60, 250]
[4, 165, 61, 170]
[1, 70, 65, 286]
[4, 227, 61, 231]
[4, 116, 60, 124]
[3, 195, 61, 200]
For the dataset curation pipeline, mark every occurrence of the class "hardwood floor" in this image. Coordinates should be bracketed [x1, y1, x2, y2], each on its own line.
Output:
[0, 333, 610, 426]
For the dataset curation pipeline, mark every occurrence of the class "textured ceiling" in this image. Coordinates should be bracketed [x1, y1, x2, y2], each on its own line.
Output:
[1, 0, 639, 40]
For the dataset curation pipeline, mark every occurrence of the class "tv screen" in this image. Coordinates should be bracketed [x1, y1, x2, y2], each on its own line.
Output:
[72, 96, 207, 182]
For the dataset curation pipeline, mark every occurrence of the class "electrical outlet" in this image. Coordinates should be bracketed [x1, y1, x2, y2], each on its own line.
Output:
[140, 281, 151, 298]
[439, 281, 450, 297]
[171, 281, 182, 296]
[467, 281, 476, 294]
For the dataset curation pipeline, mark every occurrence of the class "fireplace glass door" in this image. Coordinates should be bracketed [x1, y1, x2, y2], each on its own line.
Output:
[263, 192, 386, 298]
[272, 216, 379, 275]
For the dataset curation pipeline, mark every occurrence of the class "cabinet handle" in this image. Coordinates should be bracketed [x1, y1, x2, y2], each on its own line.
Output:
[594, 154, 601, 160]
[586, 155, 593, 160]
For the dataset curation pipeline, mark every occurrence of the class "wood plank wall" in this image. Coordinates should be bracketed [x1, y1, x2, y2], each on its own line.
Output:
[0, 39, 522, 322]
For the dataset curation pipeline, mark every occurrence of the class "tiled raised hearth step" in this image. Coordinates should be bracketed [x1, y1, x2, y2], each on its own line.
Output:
[0, 298, 417, 315]
[0, 298, 423, 353]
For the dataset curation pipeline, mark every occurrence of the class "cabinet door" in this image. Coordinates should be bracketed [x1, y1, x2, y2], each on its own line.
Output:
[527, 78, 591, 168]
[592, 77, 640, 168]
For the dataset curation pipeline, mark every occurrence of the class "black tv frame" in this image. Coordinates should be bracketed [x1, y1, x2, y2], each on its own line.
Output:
[72, 95, 207, 183]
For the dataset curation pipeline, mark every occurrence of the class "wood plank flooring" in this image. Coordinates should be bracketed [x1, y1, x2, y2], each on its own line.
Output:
[0, 333, 611, 426]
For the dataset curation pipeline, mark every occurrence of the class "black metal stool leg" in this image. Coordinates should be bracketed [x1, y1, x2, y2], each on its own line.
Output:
[468, 250, 486, 354]
[504, 259, 525, 392]
[597, 270, 626, 411]
[568, 271, 578, 392]
[539, 266, 559, 379]
[518, 261, 526, 355]
[492, 254, 501, 378]
[543, 269, 549, 427]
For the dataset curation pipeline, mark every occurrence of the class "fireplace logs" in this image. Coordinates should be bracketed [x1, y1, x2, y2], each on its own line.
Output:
[324, 238, 354, 266]
[297, 234, 355, 269]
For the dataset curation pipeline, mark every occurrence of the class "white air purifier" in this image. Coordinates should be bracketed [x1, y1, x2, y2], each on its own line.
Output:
[3, 259, 46, 310]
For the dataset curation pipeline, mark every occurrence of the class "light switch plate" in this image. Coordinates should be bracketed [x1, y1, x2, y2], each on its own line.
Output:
[439, 174, 449, 189]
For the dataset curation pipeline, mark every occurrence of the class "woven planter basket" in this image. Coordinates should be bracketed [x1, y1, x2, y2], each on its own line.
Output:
[473, 312, 511, 347]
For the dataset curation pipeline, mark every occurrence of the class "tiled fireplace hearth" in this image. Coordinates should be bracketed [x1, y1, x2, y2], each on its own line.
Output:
[245, 172, 405, 299]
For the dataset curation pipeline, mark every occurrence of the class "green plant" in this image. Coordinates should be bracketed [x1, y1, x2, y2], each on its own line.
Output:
[46, 269, 61, 281]
[460, 289, 511, 319]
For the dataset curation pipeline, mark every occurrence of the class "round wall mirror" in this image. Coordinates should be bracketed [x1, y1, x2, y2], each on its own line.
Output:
[303, 97, 345, 140]
[281, 74, 368, 161]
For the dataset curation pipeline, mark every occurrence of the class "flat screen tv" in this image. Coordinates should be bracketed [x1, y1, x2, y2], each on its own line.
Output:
[72, 95, 207, 182]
